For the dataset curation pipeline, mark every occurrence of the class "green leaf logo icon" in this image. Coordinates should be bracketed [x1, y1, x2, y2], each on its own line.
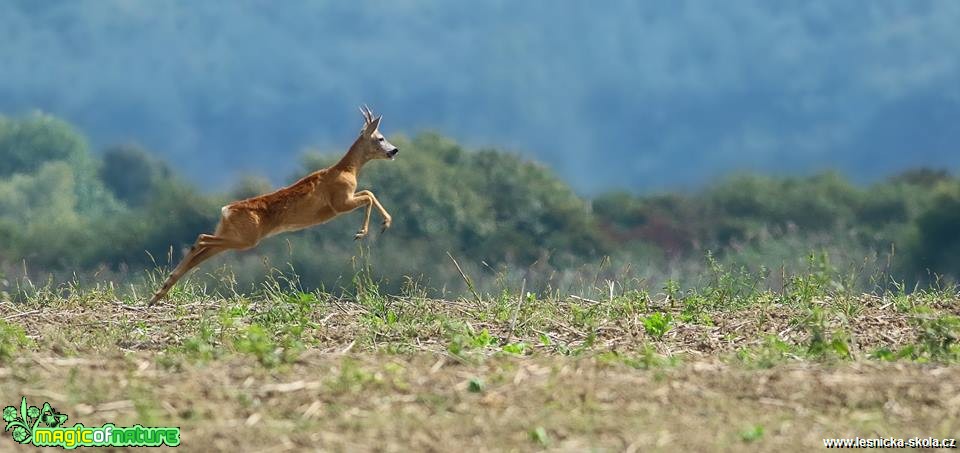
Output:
[39, 403, 67, 428]
[1, 406, 16, 423]
[3, 397, 34, 444]
[2, 397, 67, 445]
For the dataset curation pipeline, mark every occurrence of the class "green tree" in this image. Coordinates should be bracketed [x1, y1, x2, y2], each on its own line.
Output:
[99, 144, 172, 205]
[303, 133, 607, 266]
[0, 161, 97, 266]
[96, 180, 220, 267]
[911, 183, 960, 278]
[0, 113, 88, 177]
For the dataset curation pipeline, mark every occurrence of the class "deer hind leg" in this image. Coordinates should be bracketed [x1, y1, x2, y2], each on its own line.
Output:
[196, 207, 263, 250]
[149, 209, 260, 305]
[197, 234, 258, 249]
[149, 241, 226, 305]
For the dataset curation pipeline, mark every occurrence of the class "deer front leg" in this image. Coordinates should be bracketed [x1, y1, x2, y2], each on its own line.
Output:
[356, 198, 374, 240]
[355, 190, 392, 233]
[331, 191, 375, 239]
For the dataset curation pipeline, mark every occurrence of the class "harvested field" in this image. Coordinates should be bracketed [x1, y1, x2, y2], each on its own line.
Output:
[2, 354, 958, 451]
[1, 281, 958, 451]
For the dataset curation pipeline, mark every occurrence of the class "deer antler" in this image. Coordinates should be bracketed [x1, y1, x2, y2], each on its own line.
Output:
[359, 104, 375, 124]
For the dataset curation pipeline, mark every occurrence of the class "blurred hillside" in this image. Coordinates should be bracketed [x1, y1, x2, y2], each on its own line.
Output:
[0, 113, 957, 295]
[1, 1, 958, 192]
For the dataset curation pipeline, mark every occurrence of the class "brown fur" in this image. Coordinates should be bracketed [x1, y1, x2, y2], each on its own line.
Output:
[149, 106, 398, 305]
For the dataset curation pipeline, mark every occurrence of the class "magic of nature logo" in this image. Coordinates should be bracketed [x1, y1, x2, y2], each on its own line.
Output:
[3, 397, 180, 449]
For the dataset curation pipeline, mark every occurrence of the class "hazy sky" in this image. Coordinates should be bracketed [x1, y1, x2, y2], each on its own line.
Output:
[1, 1, 958, 193]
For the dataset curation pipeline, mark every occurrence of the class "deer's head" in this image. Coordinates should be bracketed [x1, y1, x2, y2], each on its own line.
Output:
[358, 105, 399, 161]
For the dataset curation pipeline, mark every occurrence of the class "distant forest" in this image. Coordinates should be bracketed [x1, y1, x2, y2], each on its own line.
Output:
[1, 113, 958, 295]
[1, 1, 958, 193]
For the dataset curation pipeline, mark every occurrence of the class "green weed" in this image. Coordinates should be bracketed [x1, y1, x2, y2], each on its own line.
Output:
[0, 320, 31, 361]
[739, 424, 765, 443]
[642, 312, 673, 340]
[735, 336, 801, 368]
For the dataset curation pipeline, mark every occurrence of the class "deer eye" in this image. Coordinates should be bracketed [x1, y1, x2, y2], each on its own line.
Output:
[377, 137, 385, 142]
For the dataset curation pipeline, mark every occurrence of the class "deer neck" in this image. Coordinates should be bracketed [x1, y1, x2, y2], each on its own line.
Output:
[333, 138, 369, 177]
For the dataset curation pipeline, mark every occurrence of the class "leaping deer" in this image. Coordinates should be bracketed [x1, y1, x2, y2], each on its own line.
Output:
[149, 105, 399, 305]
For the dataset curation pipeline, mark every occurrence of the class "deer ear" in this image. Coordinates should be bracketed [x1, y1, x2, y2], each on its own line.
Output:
[367, 115, 382, 133]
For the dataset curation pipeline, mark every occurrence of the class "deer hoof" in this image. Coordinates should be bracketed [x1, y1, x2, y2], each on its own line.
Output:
[354, 231, 367, 240]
